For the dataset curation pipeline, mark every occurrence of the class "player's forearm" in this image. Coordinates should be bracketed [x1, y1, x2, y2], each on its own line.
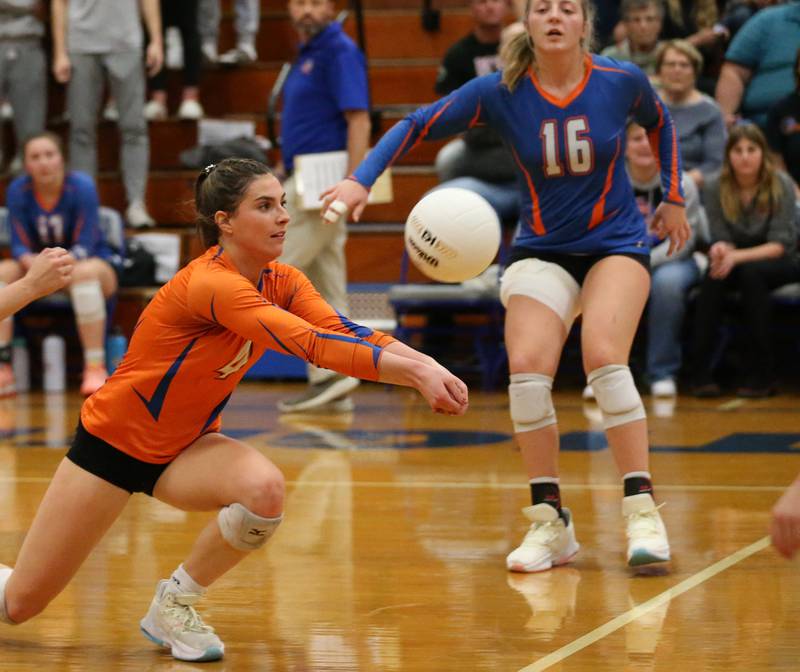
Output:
[0, 276, 42, 321]
[375, 349, 435, 389]
[382, 340, 439, 368]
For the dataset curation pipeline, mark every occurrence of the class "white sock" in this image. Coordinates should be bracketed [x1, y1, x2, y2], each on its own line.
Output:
[168, 564, 207, 596]
[0, 566, 14, 624]
[529, 476, 559, 485]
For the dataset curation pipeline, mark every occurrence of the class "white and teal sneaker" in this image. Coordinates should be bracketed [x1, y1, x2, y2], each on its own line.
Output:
[623, 493, 671, 567]
[506, 504, 580, 573]
[140, 580, 224, 662]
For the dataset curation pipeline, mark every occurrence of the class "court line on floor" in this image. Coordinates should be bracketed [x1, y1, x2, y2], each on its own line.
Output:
[0, 476, 787, 492]
[518, 535, 771, 672]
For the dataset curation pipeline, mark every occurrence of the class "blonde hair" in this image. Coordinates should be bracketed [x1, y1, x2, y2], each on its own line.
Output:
[501, 0, 596, 92]
[655, 39, 703, 77]
[719, 124, 783, 223]
[664, 0, 717, 31]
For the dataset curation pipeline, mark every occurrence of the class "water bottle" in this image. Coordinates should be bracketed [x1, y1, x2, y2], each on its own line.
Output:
[42, 334, 66, 393]
[106, 328, 128, 374]
[11, 337, 29, 392]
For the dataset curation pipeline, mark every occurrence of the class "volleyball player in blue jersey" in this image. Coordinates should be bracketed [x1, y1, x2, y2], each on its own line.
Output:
[323, 0, 689, 572]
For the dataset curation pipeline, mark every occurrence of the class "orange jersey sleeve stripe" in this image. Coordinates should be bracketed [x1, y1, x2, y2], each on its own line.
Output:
[511, 145, 546, 235]
[589, 136, 622, 230]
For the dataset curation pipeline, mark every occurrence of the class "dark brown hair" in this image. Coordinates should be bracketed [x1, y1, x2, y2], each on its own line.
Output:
[194, 158, 273, 248]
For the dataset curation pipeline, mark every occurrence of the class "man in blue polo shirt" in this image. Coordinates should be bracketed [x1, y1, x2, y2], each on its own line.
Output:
[277, 0, 371, 413]
[715, 1, 800, 130]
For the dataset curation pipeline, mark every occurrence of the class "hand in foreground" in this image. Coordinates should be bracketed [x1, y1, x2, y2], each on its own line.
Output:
[417, 365, 469, 416]
[771, 479, 800, 559]
[320, 179, 370, 223]
[24, 248, 74, 298]
[652, 201, 690, 256]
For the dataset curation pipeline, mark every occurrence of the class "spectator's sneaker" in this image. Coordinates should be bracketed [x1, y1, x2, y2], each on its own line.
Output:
[650, 378, 676, 397]
[581, 384, 595, 400]
[103, 100, 119, 122]
[0, 363, 16, 398]
[0, 102, 12, 120]
[177, 99, 204, 120]
[80, 364, 108, 396]
[140, 580, 224, 662]
[277, 375, 360, 413]
[218, 44, 257, 65]
[506, 504, 580, 573]
[126, 201, 156, 229]
[144, 99, 168, 121]
[623, 493, 671, 567]
[201, 41, 218, 64]
[0, 564, 12, 624]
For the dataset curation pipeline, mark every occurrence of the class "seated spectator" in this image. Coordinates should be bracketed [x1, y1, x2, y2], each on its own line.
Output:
[691, 123, 799, 398]
[656, 40, 726, 188]
[715, 1, 800, 130]
[601, 0, 663, 78]
[433, 0, 520, 225]
[0, 133, 122, 396]
[0, 0, 46, 174]
[146, 0, 204, 120]
[661, 0, 720, 47]
[627, 122, 706, 397]
[198, 0, 259, 65]
[766, 47, 800, 192]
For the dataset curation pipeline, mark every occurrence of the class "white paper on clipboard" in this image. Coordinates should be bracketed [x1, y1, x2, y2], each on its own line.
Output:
[294, 150, 393, 211]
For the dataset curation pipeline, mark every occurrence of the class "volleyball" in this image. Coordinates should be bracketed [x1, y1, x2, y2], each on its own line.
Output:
[404, 188, 501, 283]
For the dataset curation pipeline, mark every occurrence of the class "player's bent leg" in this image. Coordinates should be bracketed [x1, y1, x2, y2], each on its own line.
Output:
[144, 433, 285, 661]
[3, 458, 130, 624]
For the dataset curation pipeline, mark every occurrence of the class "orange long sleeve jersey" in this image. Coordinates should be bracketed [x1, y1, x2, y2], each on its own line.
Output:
[82, 247, 396, 463]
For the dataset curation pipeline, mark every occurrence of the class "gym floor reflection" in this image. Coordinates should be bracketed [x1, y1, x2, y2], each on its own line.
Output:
[1, 383, 799, 671]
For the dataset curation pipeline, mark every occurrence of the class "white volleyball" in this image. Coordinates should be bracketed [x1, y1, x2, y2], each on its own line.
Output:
[404, 188, 501, 283]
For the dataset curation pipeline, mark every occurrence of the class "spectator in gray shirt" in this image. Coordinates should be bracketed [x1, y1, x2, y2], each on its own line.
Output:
[691, 123, 799, 398]
[51, 0, 163, 228]
[0, 0, 46, 172]
[656, 39, 726, 189]
[601, 0, 663, 77]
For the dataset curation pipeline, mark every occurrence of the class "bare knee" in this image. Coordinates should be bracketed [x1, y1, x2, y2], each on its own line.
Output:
[583, 343, 626, 375]
[237, 466, 285, 517]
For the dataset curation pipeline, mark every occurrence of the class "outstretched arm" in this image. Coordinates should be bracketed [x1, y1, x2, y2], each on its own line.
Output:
[322, 76, 492, 221]
[0, 248, 74, 321]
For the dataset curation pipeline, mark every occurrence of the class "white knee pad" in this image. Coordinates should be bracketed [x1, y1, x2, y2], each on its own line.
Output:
[0, 566, 14, 624]
[508, 372, 556, 433]
[500, 259, 581, 331]
[587, 365, 645, 430]
[217, 503, 283, 552]
[69, 280, 106, 325]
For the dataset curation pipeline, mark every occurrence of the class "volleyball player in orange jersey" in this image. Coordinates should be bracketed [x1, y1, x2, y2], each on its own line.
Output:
[0, 159, 468, 662]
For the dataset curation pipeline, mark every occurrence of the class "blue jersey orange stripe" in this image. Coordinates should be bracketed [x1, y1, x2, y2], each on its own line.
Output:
[354, 54, 684, 256]
[81, 246, 396, 463]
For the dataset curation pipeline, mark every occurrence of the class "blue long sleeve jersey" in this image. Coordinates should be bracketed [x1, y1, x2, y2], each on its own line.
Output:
[7, 171, 116, 263]
[354, 55, 684, 256]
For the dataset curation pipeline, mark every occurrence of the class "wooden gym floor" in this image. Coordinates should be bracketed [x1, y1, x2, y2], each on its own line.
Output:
[1, 382, 799, 670]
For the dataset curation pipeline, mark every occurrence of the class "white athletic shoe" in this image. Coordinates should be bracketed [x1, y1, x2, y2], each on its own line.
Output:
[506, 504, 580, 573]
[140, 580, 224, 662]
[650, 379, 677, 397]
[581, 384, 595, 400]
[0, 564, 13, 624]
[623, 493, 671, 567]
